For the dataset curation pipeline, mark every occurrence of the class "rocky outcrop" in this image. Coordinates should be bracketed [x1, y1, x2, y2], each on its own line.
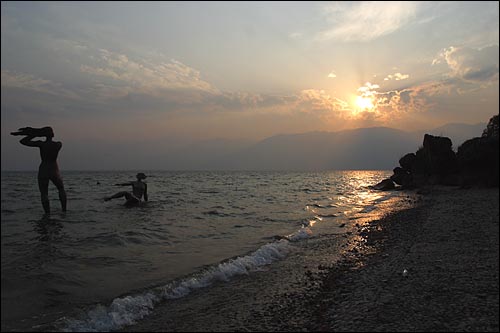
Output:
[416, 134, 459, 186]
[390, 167, 413, 188]
[399, 153, 416, 172]
[457, 115, 499, 187]
[388, 134, 459, 188]
[372, 114, 499, 190]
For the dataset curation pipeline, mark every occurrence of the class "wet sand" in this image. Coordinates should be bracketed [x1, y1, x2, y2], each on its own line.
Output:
[121, 187, 498, 332]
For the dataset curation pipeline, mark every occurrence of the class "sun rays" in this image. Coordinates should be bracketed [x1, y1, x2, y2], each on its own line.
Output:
[355, 95, 375, 110]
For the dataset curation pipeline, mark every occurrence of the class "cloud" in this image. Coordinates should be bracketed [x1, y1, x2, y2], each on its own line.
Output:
[202, 91, 288, 113]
[1, 38, 360, 118]
[433, 45, 499, 83]
[384, 72, 410, 81]
[317, 1, 418, 42]
[347, 80, 447, 125]
[1, 51, 349, 120]
[375, 88, 427, 116]
[365, 44, 499, 122]
[2, 70, 53, 91]
[79, 47, 217, 97]
[357, 82, 380, 97]
[1, 70, 79, 99]
[294, 89, 350, 116]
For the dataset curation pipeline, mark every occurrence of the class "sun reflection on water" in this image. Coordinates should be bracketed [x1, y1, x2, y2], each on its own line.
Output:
[328, 170, 391, 217]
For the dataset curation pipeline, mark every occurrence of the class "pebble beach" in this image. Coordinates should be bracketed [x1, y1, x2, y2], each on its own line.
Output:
[309, 186, 499, 332]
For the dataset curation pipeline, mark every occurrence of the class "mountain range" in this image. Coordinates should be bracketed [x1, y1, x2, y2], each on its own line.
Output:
[2, 122, 485, 171]
[153, 122, 486, 171]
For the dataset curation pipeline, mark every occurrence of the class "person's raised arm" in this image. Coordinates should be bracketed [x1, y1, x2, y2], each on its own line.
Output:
[20, 135, 43, 147]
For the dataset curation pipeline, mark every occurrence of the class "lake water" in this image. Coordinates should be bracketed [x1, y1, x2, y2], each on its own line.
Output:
[1, 170, 396, 331]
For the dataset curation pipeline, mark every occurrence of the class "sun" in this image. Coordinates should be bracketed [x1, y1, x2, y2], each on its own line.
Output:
[355, 95, 374, 110]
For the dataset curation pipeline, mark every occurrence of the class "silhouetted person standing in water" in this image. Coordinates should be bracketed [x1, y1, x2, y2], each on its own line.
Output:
[105, 173, 148, 206]
[11, 126, 67, 215]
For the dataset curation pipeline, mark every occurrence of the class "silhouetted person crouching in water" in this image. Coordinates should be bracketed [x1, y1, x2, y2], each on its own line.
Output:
[105, 173, 148, 206]
[11, 126, 67, 215]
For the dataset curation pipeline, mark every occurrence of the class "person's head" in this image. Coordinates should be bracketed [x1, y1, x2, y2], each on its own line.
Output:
[136, 172, 147, 180]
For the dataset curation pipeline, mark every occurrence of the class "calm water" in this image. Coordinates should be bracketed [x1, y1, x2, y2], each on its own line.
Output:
[1, 170, 394, 331]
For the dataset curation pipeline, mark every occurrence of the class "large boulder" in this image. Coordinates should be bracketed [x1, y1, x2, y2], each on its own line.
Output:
[457, 115, 499, 187]
[373, 115, 498, 190]
[457, 136, 499, 187]
[423, 133, 453, 151]
[399, 153, 416, 172]
[423, 134, 458, 175]
[390, 167, 413, 188]
[412, 134, 458, 185]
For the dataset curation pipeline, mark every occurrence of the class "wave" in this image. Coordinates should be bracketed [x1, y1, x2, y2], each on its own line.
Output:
[202, 210, 228, 217]
[58, 229, 313, 332]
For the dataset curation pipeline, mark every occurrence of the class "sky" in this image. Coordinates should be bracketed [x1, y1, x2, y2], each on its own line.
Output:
[1, 1, 499, 170]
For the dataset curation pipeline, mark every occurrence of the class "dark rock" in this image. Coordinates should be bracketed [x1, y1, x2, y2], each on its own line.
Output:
[422, 134, 458, 176]
[423, 133, 452, 152]
[399, 153, 416, 171]
[371, 178, 395, 191]
[440, 173, 461, 186]
[410, 134, 458, 186]
[377, 115, 498, 189]
[457, 136, 499, 187]
[390, 167, 413, 188]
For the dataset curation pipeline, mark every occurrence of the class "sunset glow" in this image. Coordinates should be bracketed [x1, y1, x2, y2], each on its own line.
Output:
[355, 95, 375, 110]
[1, 4, 499, 333]
[1, 1, 499, 171]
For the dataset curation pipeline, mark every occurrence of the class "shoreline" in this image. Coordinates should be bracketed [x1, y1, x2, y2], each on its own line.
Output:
[120, 187, 498, 332]
[308, 186, 499, 332]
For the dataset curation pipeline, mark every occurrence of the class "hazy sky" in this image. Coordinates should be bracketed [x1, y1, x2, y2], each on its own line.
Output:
[1, 1, 499, 170]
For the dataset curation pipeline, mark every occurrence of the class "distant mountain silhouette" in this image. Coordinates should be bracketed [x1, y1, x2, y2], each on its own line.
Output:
[10, 122, 481, 171]
[145, 123, 487, 171]
[161, 138, 254, 170]
[218, 127, 420, 171]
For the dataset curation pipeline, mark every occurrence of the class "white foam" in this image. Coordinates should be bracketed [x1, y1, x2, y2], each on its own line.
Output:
[60, 240, 291, 332]
[287, 227, 313, 242]
[61, 293, 158, 332]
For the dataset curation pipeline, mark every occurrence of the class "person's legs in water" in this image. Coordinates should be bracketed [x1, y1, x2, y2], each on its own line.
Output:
[51, 175, 67, 212]
[105, 191, 128, 201]
[38, 177, 50, 214]
[124, 194, 140, 207]
[105, 192, 139, 204]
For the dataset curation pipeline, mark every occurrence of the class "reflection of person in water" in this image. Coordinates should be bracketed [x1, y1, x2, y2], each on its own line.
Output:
[105, 173, 148, 206]
[11, 127, 67, 215]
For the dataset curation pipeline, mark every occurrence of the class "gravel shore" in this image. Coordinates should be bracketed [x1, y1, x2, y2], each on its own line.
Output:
[121, 186, 499, 332]
[308, 186, 499, 332]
